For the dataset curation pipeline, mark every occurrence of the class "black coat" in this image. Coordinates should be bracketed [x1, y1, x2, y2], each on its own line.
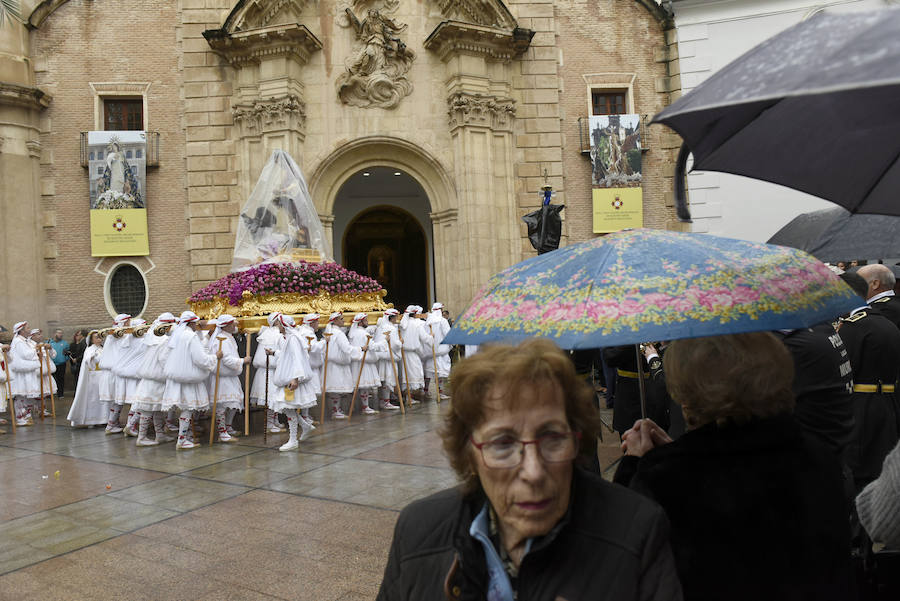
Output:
[838, 309, 900, 488]
[868, 293, 900, 331]
[377, 469, 683, 601]
[614, 415, 852, 601]
[603, 345, 671, 434]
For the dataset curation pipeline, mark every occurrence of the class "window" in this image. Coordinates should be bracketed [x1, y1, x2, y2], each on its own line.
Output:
[96, 167, 103, 175]
[126, 150, 133, 159]
[104, 98, 143, 131]
[97, 151, 104, 160]
[108, 264, 146, 316]
[135, 149, 142, 159]
[592, 91, 626, 116]
[89, 151, 95, 161]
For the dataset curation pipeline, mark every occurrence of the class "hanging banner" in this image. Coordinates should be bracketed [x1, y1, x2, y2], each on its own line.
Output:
[590, 114, 643, 233]
[87, 131, 149, 256]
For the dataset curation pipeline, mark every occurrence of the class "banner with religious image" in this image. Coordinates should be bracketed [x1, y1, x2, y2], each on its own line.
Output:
[589, 114, 643, 233]
[87, 131, 149, 256]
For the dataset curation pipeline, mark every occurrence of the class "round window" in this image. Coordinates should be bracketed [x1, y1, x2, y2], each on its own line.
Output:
[109, 264, 146, 316]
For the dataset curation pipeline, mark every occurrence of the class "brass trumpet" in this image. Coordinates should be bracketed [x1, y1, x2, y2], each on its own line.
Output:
[98, 327, 115, 337]
[153, 323, 174, 336]
[133, 325, 151, 337]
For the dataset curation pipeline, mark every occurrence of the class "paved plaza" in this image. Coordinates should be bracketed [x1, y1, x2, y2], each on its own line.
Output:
[0, 399, 620, 600]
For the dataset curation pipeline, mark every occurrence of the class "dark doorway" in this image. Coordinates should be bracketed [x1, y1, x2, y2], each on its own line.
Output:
[343, 206, 428, 309]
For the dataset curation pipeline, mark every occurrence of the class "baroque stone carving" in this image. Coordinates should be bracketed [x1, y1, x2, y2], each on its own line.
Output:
[232, 94, 307, 136]
[336, 3, 415, 109]
[447, 92, 516, 130]
[434, 0, 517, 29]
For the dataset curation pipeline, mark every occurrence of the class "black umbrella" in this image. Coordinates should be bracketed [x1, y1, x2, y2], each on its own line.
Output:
[652, 7, 900, 220]
[767, 207, 900, 262]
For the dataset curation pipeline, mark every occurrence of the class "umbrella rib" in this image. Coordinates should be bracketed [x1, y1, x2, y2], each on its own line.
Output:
[854, 142, 900, 214]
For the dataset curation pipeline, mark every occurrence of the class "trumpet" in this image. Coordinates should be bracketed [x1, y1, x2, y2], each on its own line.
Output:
[133, 325, 151, 337]
[98, 327, 115, 337]
[153, 323, 174, 336]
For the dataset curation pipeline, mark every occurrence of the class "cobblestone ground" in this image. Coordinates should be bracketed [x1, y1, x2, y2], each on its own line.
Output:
[0, 397, 620, 600]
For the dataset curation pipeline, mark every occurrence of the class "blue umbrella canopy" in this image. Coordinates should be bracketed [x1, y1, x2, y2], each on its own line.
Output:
[444, 229, 858, 349]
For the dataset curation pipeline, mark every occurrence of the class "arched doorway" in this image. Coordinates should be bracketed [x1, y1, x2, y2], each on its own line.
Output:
[333, 166, 433, 309]
[343, 207, 428, 308]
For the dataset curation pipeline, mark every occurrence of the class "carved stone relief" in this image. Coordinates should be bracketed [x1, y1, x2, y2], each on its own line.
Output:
[232, 95, 307, 137]
[336, 0, 415, 109]
[448, 92, 516, 131]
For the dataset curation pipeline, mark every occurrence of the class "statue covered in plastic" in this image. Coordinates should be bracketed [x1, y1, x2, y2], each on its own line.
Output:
[231, 150, 330, 272]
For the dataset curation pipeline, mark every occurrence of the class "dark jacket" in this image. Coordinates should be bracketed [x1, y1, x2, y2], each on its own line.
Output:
[868, 293, 900, 331]
[614, 415, 853, 601]
[603, 345, 671, 433]
[377, 468, 682, 601]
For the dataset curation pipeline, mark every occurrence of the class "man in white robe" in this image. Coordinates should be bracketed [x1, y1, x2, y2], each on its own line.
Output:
[250, 312, 287, 433]
[206, 315, 251, 443]
[321, 312, 362, 419]
[348, 313, 380, 414]
[373, 308, 402, 410]
[101, 313, 131, 433]
[30, 328, 56, 417]
[423, 302, 452, 400]
[132, 313, 176, 445]
[399, 305, 433, 403]
[271, 314, 316, 451]
[9, 321, 41, 426]
[161, 311, 219, 450]
[297, 313, 324, 425]
[116, 318, 148, 437]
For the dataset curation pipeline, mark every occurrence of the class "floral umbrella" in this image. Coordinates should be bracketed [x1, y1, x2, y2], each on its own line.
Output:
[443, 228, 858, 350]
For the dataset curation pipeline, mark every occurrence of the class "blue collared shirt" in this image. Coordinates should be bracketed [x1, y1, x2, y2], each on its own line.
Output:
[469, 503, 533, 601]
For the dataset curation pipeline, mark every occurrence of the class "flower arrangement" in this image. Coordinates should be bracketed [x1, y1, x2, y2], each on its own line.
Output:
[189, 261, 383, 306]
[95, 190, 137, 209]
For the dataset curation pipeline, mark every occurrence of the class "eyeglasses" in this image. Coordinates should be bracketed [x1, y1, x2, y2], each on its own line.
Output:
[470, 431, 582, 469]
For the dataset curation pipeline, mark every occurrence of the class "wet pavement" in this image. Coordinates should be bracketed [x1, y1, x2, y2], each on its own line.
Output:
[0, 398, 620, 600]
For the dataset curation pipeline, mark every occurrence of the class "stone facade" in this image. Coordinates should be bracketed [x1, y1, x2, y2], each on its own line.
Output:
[0, 0, 680, 332]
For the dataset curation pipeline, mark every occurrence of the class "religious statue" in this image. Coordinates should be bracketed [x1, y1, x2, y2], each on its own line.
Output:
[337, 7, 415, 109]
[94, 138, 144, 209]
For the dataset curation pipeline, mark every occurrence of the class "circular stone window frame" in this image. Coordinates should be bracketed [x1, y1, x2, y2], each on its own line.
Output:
[103, 261, 149, 320]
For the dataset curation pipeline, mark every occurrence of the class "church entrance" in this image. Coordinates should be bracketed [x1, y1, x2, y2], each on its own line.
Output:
[333, 167, 433, 310]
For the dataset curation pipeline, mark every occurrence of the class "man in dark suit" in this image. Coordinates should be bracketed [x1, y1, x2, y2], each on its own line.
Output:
[858, 264, 900, 331]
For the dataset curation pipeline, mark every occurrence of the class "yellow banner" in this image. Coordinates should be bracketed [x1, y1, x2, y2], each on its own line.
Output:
[593, 188, 643, 233]
[90, 209, 150, 256]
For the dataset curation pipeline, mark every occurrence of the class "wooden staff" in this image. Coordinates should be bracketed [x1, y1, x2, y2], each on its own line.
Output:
[397, 334, 413, 408]
[38, 344, 45, 420]
[2, 350, 15, 434]
[43, 349, 56, 418]
[243, 332, 252, 435]
[209, 336, 226, 446]
[428, 324, 441, 404]
[385, 331, 405, 414]
[264, 352, 270, 445]
[320, 332, 332, 425]
[347, 335, 372, 421]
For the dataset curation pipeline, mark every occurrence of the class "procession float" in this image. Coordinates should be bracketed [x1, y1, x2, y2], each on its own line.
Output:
[187, 150, 391, 330]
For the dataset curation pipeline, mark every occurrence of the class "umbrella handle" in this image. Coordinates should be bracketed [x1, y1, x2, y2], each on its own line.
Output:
[674, 142, 693, 223]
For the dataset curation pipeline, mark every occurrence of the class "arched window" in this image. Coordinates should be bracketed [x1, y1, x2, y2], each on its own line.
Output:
[126, 150, 133, 159]
[136, 149, 143, 159]
[108, 264, 147, 316]
[89, 152, 95, 161]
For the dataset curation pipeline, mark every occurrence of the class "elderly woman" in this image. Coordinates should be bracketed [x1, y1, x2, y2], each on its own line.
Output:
[378, 339, 682, 601]
[615, 332, 852, 601]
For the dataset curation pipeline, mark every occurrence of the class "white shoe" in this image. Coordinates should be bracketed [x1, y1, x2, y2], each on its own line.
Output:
[301, 415, 315, 426]
[165, 423, 179, 433]
[362, 407, 377, 415]
[299, 426, 312, 442]
[218, 431, 237, 443]
[267, 425, 284, 433]
[409, 399, 420, 405]
[137, 438, 159, 447]
[124, 426, 139, 437]
[331, 411, 348, 420]
[106, 425, 123, 434]
[279, 439, 299, 452]
[225, 427, 239, 437]
[155, 433, 175, 443]
[176, 439, 196, 450]
[380, 402, 400, 410]
[440, 394, 451, 400]
[43, 410, 52, 417]
[16, 418, 28, 426]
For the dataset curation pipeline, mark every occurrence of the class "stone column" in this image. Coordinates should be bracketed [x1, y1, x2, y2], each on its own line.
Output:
[0, 18, 52, 328]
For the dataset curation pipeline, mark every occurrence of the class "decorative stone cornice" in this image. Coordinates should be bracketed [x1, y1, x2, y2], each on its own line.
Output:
[447, 92, 516, 131]
[203, 23, 322, 67]
[430, 207, 459, 225]
[232, 94, 307, 137]
[26, 140, 42, 159]
[424, 20, 533, 63]
[433, 0, 517, 29]
[222, 0, 314, 32]
[0, 82, 52, 110]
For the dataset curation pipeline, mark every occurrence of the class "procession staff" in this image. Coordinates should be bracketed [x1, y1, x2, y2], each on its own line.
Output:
[41, 343, 56, 418]
[348, 313, 379, 416]
[271, 314, 316, 451]
[131, 314, 177, 445]
[243, 327, 252, 435]
[9, 322, 41, 426]
[161, 311, 220, 450]
[424, 302, 452, 401]
[249, 313, 286, 434]
[373, 309, 402, 411]
[28, 329, 56, 419]
[206, 315, 251, 443]
[101, 314, 131, 433]
[298, 314, 324, 425]
[209, 335, 226, 446]
[321, 312, 363, 420]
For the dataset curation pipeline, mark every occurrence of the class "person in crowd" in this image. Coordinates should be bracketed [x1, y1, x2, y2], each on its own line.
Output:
[398, 305, 431, 403]
[424, 302, 451, 401]
[614, 332, 852, 601]
[9, 321, 40, 425]
[378, 339, 681, 601]
[69, 329, 87, 389]
[602, 343, 670, 436]
[0, 341, 9, 434]
[321, 312, 363, 419]
[47, 328, 69, 397]
[838, 271, 900, 493]
[250, 312, 287, 433]
[66, 331, 108, 428]
[347, 313, 381, 414]
[117, 318, 148, 437]
[31, 328, 56, 415]
[101, 314, 131, 433]
[206, 314, 251, 442]
[373, 308, 402, 411]
[856, 439, 900, 548]
[858, 264, 900, 331]
[271, 314, 316, 451]
[296, 313, 324, 425]
[131, 314, 177, 445]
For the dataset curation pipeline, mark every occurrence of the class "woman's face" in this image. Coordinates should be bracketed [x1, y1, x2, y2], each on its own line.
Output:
[470, 380, 573, 549]
[91, 333, 102, 346]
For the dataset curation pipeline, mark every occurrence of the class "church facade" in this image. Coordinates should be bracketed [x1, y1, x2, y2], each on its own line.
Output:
[0, 0, 682, 331]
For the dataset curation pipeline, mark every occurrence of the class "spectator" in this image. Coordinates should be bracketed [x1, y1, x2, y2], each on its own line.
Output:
[615, 332, 852, 601]
[69, 329, 88, 389]
[378, 339, 682, 601]
[47, 328, 69, 397]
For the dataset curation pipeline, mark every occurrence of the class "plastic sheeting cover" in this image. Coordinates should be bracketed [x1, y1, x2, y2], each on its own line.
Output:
[231, 150, 330, 272]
